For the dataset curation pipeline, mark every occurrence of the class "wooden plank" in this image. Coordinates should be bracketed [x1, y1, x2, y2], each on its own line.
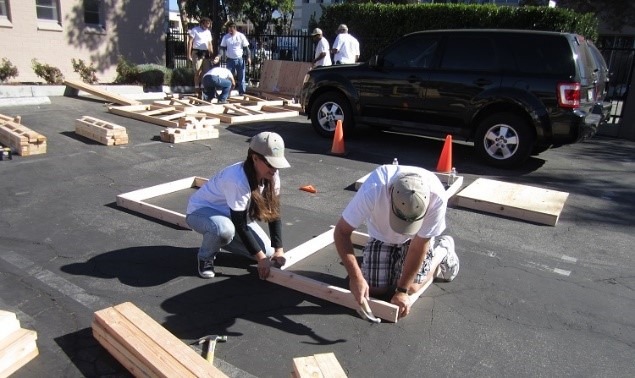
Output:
[0, 328, 38, 378]
[312, 353, 347, 378]
[92, 324, 150, 378]
[282, 228, 335, 270]
[64, 79, 142, 106]
[93, 306, 192, 377]
[116, 176, 208, 229]
[266, 268, 399, 323]
[455, 178, 569, 226]
[293, 355, 322, 378]
[109, 105, 180, 127]
[0, 311, 20, 341]
[113, 302, 226, 378]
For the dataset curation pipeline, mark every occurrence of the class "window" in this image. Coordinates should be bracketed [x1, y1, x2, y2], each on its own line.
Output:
[383, 36, 439, 69]
[36, 0, 59, 22]
[84, 0, 101, 25]
[440, 36, 498, 71]
[0, 0, 8, 18]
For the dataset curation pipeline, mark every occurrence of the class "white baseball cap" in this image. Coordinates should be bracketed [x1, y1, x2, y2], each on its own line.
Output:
[249, 132, 290, 169]
[389, 172, 430, 234]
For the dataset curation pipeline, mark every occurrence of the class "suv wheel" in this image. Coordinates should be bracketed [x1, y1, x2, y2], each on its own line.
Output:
[475, 113, 534, 168]
[310, 92, 354, 138]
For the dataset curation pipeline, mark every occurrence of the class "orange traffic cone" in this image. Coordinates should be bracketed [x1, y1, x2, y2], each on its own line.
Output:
[436, 135, 453, 173]
[299, 185, 317, 193]
[330, 120, 346, 155]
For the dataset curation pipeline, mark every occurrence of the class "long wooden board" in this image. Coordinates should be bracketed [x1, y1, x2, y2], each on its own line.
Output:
[64, 79, 142, 106]
[0, 310, 39, 377]
[454, 178, 569, 226]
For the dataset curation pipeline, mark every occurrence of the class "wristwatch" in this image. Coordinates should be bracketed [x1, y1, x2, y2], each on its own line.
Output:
[395, 286, 408, 294]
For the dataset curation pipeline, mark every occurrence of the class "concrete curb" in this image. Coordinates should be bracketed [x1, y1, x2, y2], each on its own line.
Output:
[0, 84, 197, 107]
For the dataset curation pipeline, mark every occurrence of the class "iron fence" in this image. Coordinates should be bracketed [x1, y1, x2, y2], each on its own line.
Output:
[597, 35, 634, 128]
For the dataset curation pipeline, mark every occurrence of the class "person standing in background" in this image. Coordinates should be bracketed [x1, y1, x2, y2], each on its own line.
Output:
[187, 17, 213, 92]
[220, 21, 251, 95]
[311, 28, 332, 68]
[331, 24, 360, 64]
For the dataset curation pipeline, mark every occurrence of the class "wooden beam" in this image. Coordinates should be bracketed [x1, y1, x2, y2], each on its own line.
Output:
[267, 267, 400, 323]
[63, 79, 142, 106]
[293, 352, 347, 378]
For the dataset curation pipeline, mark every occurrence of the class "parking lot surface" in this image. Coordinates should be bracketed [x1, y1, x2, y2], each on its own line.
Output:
[1, 96, 634, 377]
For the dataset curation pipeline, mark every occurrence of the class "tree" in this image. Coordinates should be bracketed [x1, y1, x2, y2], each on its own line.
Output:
[521, 0, 635, 31]
[178, 0, 294, 36]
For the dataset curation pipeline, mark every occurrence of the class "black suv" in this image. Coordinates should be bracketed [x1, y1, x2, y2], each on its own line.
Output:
[300, 29, 610, 167]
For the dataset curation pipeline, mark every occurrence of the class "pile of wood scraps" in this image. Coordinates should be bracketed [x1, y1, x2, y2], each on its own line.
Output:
[0, 310, 39, 377]
[0, 113, 47, 156]
[75, 116, 129, 145]
[160, 118, 219, 143]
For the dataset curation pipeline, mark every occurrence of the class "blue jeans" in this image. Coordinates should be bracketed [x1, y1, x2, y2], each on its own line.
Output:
[186, 207, 274, 261]
[202, 75, 232, 102]
[226, 57, 246, 95]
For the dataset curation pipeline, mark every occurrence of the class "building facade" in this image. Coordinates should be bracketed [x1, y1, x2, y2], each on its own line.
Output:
[0, 0, 165, 83]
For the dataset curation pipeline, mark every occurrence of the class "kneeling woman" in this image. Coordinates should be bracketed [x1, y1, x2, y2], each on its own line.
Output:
[186, 131, 290, 279]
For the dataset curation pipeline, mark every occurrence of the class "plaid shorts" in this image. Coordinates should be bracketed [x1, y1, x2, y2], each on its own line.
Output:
[361, 237, 434, 288]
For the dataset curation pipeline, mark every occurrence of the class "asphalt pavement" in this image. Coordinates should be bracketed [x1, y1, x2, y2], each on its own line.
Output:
[1, 95, 634, 377]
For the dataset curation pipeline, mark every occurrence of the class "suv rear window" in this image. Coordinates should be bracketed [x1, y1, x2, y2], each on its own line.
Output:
[505, 35, 574, 76]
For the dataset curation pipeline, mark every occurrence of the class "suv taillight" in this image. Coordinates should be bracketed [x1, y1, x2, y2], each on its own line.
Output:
[557, 82, 581, 108]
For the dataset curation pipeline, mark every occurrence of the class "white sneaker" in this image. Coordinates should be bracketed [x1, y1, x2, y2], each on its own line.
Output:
[436, 236, 459, 282]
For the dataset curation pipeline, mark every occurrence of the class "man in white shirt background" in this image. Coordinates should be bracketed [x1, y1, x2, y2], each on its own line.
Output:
[187, 17, 213, 91]
[220, 21, 251, 95]
[311, 28, 332, 68]
[331, 24, 360, 65]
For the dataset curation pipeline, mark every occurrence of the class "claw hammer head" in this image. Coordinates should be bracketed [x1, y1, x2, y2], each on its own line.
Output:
[197, 335, 227, 364]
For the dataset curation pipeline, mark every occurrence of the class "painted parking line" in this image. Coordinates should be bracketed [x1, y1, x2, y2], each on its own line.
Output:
[1, 250, 109, 310]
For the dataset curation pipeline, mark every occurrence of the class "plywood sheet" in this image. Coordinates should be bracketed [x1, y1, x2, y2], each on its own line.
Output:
[455, 178, 569, 226]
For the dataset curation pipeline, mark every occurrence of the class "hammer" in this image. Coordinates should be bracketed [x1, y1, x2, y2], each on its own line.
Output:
[197, 335, 227, 364]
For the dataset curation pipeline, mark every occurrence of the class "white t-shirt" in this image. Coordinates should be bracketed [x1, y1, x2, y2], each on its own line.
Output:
[204, 67, 233, 80]
[333, 33, 360, 64]
[188, 26, 212, 50]
[315, 37, 332, 67]
[220, 32, 250, 59]
[342, 165, 447, 244]
[187, 162, 281, 216]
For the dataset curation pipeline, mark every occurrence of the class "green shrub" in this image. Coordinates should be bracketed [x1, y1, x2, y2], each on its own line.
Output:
[136, 64, 171, 87]
[31, 59, 64, 84]
[0, 58, 19, 83]
[71, 58, 98, 84]
[170, 67, 194, 87]
[114, 55, 139, 84]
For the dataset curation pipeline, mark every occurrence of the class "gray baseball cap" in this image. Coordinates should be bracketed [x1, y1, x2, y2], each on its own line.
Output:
[389, 172, 430, 234]
[249, 131, 290, 169]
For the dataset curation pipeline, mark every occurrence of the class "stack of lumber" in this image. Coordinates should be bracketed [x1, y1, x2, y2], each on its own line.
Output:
[292, 352, 347, 378]
[160, 117, 219, 143]
[0, 310, 39, 377]
[92, 302, 227, 377]
[0, 113, 47, 156]
[75, 116, 129, 145]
